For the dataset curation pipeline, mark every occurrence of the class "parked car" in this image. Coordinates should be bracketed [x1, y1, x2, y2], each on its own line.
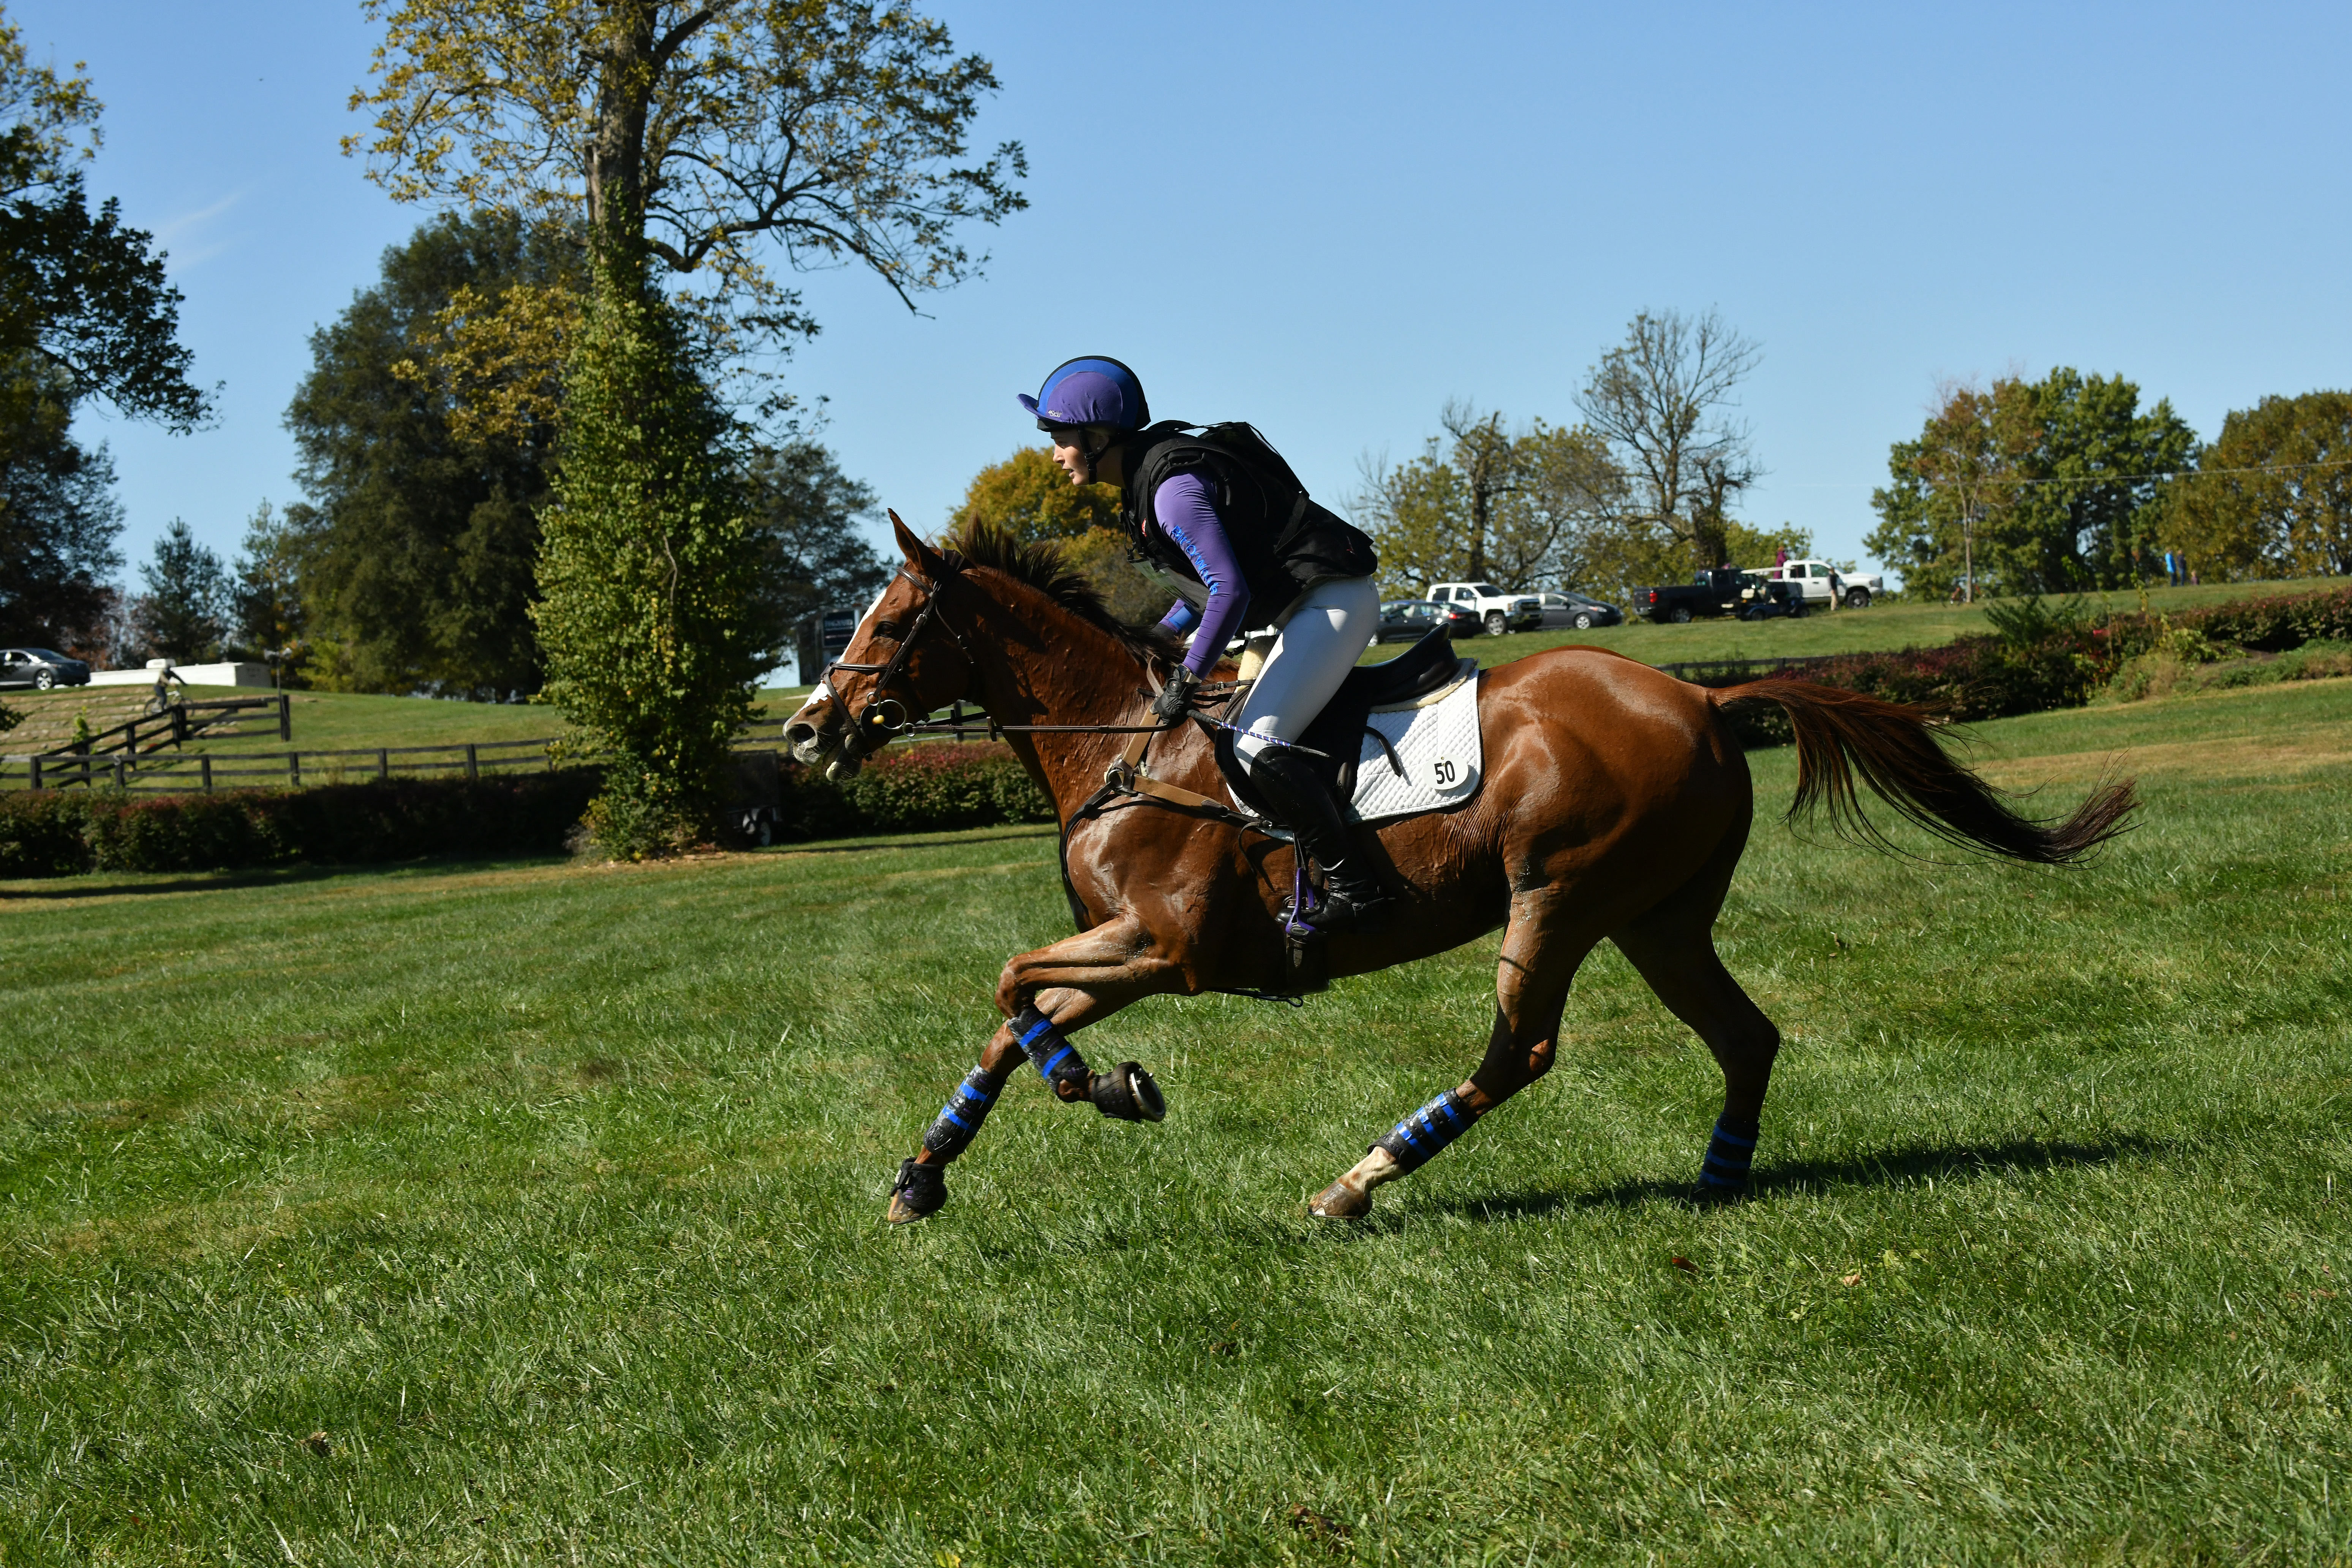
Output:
[1756, 558, 1884, 609]
[0, 647, 90, 689]
[1640, 569, 1800, 624]
[1377, 599, 1479, 642]
[1426, 581, 1543, 637]
[1534, 590, 1623, 630]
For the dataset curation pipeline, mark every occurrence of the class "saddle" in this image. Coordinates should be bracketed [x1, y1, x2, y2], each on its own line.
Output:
[1210, 626, 1465, 819]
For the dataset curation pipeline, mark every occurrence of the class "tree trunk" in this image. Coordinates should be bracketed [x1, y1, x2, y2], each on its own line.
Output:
[586, 5, 657, 270]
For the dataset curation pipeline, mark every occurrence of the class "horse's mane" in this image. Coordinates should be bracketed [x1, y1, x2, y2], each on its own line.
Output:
[939, 518, 1182, 669]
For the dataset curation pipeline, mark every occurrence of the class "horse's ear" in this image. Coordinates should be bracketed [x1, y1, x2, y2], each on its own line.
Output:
[891, 510, 945, 574]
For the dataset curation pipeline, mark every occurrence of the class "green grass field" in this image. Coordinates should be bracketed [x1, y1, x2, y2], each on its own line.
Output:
[3, 677, 2348, 1563]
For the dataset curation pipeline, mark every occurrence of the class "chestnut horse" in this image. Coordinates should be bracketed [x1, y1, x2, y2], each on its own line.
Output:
[785, 519, 2136, 1225]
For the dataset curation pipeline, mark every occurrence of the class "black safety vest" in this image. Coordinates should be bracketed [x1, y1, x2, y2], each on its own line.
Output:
[1119, 421, 1377, 616]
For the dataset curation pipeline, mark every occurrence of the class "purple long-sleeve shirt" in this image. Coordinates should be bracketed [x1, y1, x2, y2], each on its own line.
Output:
[1150, 472, 1251, 676]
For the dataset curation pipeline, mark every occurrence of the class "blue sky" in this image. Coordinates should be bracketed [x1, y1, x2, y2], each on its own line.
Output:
[17, 0, 2352, 591]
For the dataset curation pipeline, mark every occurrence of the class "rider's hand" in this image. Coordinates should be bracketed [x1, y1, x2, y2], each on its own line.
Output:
[1150, 666, 1201, 725]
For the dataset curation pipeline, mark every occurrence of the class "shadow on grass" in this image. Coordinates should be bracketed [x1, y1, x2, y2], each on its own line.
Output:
[762, 826, 1057, 857]
[0, 855, 569, 900]
[1432, 1133, 2165, 1223]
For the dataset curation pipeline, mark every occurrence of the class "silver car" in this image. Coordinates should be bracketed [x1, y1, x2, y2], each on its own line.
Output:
[0, 647, 90, 690]
[1534, 591, 1624, 630]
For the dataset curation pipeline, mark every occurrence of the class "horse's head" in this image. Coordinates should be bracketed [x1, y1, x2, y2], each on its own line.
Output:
[784, 514, 977, 780]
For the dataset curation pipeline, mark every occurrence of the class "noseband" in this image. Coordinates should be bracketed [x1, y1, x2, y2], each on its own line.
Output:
[828, 560, 974, 755]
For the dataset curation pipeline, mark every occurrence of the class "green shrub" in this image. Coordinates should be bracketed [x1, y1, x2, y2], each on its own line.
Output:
[0, 772, 602, 879]
[773, 742, 1052, 838]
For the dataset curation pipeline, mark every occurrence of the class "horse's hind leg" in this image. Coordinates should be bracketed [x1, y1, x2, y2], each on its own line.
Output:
[1309, 891, 1601, 1219]
[1609, 846, 1781, 1201]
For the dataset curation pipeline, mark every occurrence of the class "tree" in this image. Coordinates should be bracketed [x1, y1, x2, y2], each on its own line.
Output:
[533, 274, 759, 854]
[0, 7, 209, 655]
[285, 212, 573, 697]
[349, 1, 1026, 381]
[1575, 309, 1762, 573]
[1867, 381, 2005, 602]
[129, 518, 226, 662]
[354, 0, 1026, 848]
[1355, 404, 1623, 598]
[0, 389, 120, 652]
[228, 501, 307, 665]
[955, 446, 1119, 542]
[951, 446, 1159, 622]
[1992, 369, 2194, 590]
[741, 437, 887, 652]
[1869, 368, 2194, 596]
[2164, 390, 2352, 580]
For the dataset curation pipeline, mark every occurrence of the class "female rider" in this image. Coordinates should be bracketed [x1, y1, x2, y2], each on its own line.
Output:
[1019, 356, 1392, 933]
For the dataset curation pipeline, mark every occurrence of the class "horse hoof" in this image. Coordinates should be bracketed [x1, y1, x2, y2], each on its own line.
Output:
[1308, 1179, 1371, 1220]
[1091, 1062, 1166, 1123]
[886, 1158, 947, 1224]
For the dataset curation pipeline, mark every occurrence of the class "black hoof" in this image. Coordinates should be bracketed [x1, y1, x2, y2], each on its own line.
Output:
[1090, 1061, 1166, 1122]
[887, 1157, 948, 1223]
[1693, 1176, 1748, 1207]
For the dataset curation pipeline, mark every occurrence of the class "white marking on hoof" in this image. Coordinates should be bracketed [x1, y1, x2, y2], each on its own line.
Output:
[1309, 1146, 1402, 1220]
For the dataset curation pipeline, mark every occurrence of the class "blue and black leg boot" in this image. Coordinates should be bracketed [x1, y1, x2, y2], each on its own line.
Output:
[1373, 1087, 1480, 1175]
[1013, 1004, 1164, 1122]
[1697, 1115, 1759, 1203]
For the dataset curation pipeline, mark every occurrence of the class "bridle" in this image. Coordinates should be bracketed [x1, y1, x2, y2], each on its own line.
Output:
[827, 559, 978, 758]
[824, 558, 1180, 762]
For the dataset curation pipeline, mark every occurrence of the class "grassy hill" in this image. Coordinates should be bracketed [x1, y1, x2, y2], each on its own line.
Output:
[2, 676, 2346, 1560]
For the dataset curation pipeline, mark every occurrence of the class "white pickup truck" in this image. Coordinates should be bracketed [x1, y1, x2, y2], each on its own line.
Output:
[1757, 558, 1884, 609]
[1426, 581, 1544, 637]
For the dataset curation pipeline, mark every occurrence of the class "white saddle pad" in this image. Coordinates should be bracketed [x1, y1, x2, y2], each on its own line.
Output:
[1348, 666, 1483, 823]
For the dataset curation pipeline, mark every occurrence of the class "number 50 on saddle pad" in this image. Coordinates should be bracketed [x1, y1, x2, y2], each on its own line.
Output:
[1347, 665, 1481, 822]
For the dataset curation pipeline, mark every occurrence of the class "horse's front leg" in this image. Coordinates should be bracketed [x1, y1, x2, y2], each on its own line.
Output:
[885, 915, 1190, 1224]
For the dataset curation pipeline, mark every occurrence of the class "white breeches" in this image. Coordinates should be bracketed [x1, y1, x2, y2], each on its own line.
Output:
[1227, 575, 1381, 767]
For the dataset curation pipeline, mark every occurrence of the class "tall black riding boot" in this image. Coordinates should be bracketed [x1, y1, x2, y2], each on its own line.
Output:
[1245, 746, 1394, 935]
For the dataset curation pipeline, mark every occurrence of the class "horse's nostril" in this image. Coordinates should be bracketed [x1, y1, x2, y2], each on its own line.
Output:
[783, 721, 816, 746]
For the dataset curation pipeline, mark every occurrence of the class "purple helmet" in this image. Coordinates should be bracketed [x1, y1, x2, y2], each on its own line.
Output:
[1016, 356, 1150, 431]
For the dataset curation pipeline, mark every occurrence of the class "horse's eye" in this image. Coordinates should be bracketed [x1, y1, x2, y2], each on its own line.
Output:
[873, 619, 904, 639]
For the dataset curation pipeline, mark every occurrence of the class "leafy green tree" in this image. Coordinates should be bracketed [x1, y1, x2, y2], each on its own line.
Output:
[1871, 369, 2194, 595]
[534, 266, 759, 854]
[355, 0, 1026, 847]
[741, 438, 888, 653]
[130, 518, 226, 662]
[0, 389, 119, 651]
[950, 445, 1162, 622]
[0, 7, 209, 656]
[227, 501, 307, 668]
[285, 212, 572, 697]
[1357, 403, 1625, 598]
[955, 446, 1119, 542]
[2163, 390, 2352, 580]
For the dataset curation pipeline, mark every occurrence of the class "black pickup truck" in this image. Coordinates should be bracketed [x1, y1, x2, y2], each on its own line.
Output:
[1639, 569, 1806, 624]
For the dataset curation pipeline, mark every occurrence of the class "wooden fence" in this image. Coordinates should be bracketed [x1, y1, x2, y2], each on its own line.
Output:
[0, 736, 561, 794]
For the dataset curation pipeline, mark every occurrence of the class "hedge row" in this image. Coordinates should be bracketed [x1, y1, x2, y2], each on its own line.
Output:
[768, 741, 1052, 840]
[0, 771, 602, 879]
[1696, 582, 2352, 745]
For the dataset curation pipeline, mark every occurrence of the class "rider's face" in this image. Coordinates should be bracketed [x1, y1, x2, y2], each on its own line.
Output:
[1047, 427, 1090, 484]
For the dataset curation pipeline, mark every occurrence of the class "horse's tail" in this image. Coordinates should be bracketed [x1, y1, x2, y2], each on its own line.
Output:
[1707, 677, 2138, 865]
